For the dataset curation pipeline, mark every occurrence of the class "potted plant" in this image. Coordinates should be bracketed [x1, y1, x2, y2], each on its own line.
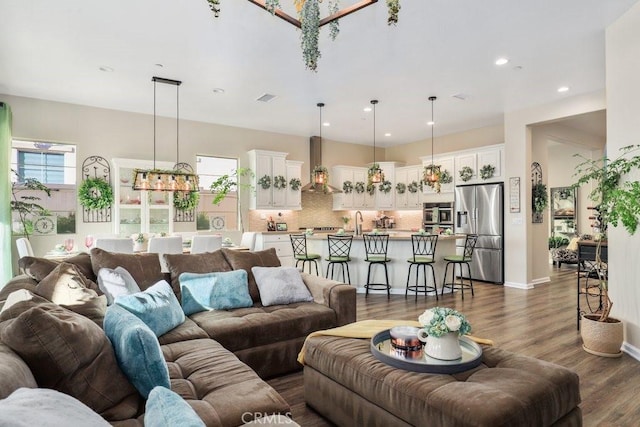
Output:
[209, 168, 254, 232]
[10, 169, 52, 239]
[572, 144, 640, 357]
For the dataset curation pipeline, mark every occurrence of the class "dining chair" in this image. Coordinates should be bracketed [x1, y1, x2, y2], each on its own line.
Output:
[94, 238, 134, 254]
[290, 233, 321, 275]
[15, 237, 34, 259]
[406, 234, 438, 300]
[325, 234, 353, 284]
[190, 235, 222, 254]
[441, 234, 479, 299]
[362, 233, 391, 298]
[148, 236, 183, 273]
[240, 232, 258, 251]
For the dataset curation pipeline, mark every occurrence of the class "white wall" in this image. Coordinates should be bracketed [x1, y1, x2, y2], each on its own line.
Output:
[503, 91, 607, 288]
[606, 1, 640, 356]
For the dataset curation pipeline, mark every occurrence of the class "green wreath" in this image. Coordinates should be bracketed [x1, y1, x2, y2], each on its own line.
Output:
[354, 181, 366, 194]
[78, 177, 113, 210]
[173, 191, 200, 211]
[257, 175, 272, 189]
[289, 178, 302, 191]
[459, 166, 474, 182]
[480, 164, 496, 180]
[273, 175, 287, 190]
[407, 181, 419, 193]
[343, 180, 354, 194]
[379, 180, 392, 194]
[440, 169, 453, 184]
[395, 182, 406, 194]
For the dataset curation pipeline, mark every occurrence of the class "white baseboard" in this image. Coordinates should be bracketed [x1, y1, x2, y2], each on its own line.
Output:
[532, 276, 551, 286]
[504, 281, 534, 289]
[622, 341, 640, 361]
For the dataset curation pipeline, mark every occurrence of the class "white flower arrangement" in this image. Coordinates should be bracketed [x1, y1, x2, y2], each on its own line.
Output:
[379, 180, 392, 194]
[354, 181, 366, 194]
[273, 175, 287, 190]
[418, 307, 471, 338]
[130, 233, 148, 243]
[480, 164, 496, 180]
[459, 166, 474, 182]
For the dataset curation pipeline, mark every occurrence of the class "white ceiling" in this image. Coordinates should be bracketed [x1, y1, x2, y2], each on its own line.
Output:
[0, 0, 636, 146]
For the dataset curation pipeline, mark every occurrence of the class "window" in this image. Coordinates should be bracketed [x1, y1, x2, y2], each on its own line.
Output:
[196, 155, 238, 231]
[11, 140, 77, 234]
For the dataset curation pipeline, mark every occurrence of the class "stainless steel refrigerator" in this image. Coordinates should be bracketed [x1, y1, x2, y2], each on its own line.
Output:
[455, 183, 504, 284]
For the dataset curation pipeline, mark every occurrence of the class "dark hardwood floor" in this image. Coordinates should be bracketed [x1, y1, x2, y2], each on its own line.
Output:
[267, 266, 640, 427]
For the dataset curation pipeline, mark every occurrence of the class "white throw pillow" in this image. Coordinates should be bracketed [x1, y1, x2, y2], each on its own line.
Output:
[251, 266, 313, 306]
[97, 267, 140, 305]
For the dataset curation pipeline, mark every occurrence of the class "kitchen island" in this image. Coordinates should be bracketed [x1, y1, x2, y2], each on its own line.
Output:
[305, 232, 463, 295]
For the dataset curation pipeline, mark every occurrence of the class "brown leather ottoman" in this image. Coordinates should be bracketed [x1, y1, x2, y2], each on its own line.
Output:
[303, 336, 581, 427]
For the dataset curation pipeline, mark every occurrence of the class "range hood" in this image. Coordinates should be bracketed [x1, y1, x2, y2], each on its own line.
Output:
[301, 136, 342, 193]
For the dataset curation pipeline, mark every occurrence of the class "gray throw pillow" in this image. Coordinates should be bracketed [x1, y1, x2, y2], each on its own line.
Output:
[0, 388, 111, 427]
[251, 266, 313, 306]
[98, 267, 141, 305]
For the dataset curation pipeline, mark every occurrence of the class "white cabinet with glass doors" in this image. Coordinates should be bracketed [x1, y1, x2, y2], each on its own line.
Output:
[113, 158, 174, 237]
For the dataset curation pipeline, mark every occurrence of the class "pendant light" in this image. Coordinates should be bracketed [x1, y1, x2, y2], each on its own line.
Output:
[423, 96, 441, 184]
[300, 102, 341, 194]
[368, 99, 384, 184]
[132, 77, 199, 192]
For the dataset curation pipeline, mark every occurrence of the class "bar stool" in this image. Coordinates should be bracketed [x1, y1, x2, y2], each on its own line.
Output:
[325, 234, 353, 284]
[290, 233, 321, 275]
[406, 234, 439, 301]
[441, 234, 479, 299]
[362, 234, 391, 298]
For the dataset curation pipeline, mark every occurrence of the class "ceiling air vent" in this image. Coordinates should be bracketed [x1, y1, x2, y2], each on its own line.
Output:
[256, 93, 277, 103]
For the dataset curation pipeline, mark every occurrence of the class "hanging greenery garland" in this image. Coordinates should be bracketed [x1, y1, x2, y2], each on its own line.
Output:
[173, 191, 200, 211]
[78, 177, 113, 210]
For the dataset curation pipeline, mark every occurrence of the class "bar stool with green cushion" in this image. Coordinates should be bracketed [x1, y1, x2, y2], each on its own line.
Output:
[362, 233, 391, 298]
[290, 233, 321, 275]
[325, 234, 353, 284]
[441, 234, 479, 299]
[406, 234, 439, 301]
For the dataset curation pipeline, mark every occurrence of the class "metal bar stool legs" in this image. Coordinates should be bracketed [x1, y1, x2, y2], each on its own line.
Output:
[441, 261, 474, 299]
[365, 261, 391, 297]
[406, 262, 438, 301]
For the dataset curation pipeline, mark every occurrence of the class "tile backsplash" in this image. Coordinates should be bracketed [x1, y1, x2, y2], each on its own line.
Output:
[247, 192, 424, 232]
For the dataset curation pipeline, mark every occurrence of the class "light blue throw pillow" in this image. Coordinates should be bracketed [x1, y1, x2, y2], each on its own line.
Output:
[179, 270, 253, 315]
[114, 280, 185, 337]
[103, 304, 170, 398]
[144, 386, 205, 427]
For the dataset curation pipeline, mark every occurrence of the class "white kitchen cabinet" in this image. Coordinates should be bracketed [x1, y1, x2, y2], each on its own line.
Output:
[254, 232, 294, 267]
[422, 156, 455, 195]
[331, 166, 356, 210]
[454, 153, 477, 185]
[285, 160, 303, 210]
[112, 158, 174, 238]
[374, 161, 399, 210]
[248, 150, 301, 210]
[406, 165, 425, 208]
[394, 167, 409, 209]
[477, 146, 502, 182]
[453, 144, 504, 185]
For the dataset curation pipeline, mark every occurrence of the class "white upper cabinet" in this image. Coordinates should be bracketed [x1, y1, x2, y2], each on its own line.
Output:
[453, 144, 504, 186]
[422, 156, 455, 195]
[248, 150, 301, 210]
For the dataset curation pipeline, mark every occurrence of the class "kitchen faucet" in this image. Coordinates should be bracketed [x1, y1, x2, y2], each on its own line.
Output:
[355, 211, 363, 235]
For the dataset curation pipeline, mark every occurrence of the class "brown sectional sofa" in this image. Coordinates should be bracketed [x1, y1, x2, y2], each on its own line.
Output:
[0, 248, 357, 426]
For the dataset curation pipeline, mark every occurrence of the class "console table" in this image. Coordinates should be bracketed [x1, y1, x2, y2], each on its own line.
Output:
[577, 241, 608, 329]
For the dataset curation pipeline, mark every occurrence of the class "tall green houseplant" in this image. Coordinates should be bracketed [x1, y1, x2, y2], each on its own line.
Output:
[209, 167, 254, 232]
[10, 169, 51, 240]
[572, 144, 640, 321]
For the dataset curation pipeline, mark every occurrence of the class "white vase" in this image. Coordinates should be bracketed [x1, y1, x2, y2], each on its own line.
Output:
[418, 331, 462, 360]
[133, 241, 147, 252]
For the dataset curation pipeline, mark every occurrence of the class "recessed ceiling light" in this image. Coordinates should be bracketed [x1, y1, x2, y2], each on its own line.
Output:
[99, 66, 114, 72]
[323, 122, 330, 127]
[495, 57, 509, 66]
[557, 86, 570, 93]
[212, 88, 225, 94]
[427, 121, 435, 126]
[384, 133, 391, 137]
[363, 107, 372, 112]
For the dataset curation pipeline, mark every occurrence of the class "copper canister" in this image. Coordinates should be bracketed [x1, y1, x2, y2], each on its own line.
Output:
[389, 326, 423, 359]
